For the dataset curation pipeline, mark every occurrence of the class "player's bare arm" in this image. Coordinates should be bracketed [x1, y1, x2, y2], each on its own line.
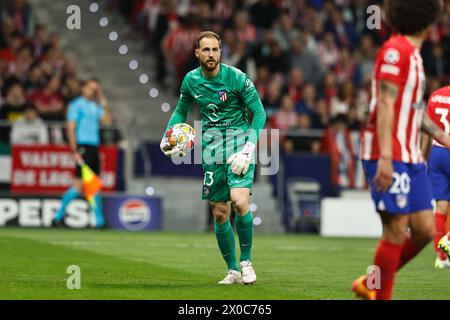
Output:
[374, 80, 398, 192]
[67, 121, 82, 165]
[421, 113, 450, 151]
[421, 132, 432, 161]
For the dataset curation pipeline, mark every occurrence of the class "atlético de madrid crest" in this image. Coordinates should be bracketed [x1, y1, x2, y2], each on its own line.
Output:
[218, 89, 228, 101]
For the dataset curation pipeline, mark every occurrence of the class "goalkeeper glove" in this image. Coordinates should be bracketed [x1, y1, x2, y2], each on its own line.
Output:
[160, 136, 186, 158]
[227, 142, 255, 175]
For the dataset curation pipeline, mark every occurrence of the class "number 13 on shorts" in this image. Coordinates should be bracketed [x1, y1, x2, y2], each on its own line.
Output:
[204, 171, 214, 186]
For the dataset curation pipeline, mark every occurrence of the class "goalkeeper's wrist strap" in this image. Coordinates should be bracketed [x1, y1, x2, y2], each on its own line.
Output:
[242, 142, 256, 155]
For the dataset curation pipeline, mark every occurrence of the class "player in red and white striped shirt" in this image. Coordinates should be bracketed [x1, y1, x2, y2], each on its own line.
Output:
[352, 0, 450, 300]
[360, 34, 427, 164]
[422, 85, 450, 268]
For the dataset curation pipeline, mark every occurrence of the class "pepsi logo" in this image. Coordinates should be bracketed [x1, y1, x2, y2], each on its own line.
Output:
[119, 199, 151, 231]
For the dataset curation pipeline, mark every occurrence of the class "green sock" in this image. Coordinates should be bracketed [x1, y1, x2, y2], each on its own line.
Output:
[236, 211, 253, 262]
[214, 220, 239, 271]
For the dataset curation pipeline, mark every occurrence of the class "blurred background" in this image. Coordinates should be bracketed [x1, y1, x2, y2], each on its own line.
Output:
[0, 0, 449, 235]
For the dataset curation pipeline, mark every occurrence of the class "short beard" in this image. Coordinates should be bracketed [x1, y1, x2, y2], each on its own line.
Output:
[200, 59, 219, 72]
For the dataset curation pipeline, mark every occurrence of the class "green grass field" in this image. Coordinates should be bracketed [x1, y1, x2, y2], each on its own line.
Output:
[0, 228, 449, 300]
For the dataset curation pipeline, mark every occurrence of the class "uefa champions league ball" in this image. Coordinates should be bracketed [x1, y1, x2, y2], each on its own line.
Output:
[165, 123, 196, 156]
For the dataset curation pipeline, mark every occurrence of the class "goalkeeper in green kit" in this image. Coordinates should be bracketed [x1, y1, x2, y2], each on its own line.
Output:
[160, 31, 266, 285]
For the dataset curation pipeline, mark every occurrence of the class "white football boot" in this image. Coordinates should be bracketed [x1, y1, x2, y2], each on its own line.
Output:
[435, 257, 450, 269]
[438, 234, 450, 260]
[218, 270, 242, 285]
[240, 260, 257, 285]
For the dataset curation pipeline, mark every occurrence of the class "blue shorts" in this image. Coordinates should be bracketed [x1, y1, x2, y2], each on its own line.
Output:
[429, 145, 450, 201]
[362, 160, 433, 215]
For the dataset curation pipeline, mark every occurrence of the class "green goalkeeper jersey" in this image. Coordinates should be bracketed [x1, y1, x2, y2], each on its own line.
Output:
[166, 63, 266, 163]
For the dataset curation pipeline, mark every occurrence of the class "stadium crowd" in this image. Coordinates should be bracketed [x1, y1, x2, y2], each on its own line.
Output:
[0, 0, 121, 148]
[111, 0, 450, 189]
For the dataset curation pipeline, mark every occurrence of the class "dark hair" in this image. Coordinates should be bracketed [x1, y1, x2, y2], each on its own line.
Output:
[331, 113, 348, 125]
[10, 30, 21, 38]
[24, 103, 37, 113]
[3, 78, 22, 97]
[29, 62, 41, 71]
[196, 31, 221, 49]
[35, 23, 47, 32]
[81, 77, 100, 87]
[385, 0, 442, 35]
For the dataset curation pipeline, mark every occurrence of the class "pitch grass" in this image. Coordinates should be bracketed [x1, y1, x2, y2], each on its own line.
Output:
[0, 228, 449, 300]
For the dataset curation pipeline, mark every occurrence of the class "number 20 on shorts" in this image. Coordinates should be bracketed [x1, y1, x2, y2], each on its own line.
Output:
[389, 172, 411, 194]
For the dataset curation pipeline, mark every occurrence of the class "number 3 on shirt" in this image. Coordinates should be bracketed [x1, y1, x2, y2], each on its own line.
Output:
[435, 107, 450, 135]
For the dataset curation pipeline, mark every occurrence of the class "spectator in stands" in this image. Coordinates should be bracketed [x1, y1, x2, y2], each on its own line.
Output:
[220, 28, 235, 62]
[317, 32, 339, 69]
[62, 56, 77, 78]
[321, 71, 338, 105]
[10, 103, 48, 145]
[40, 38, 65, 75]
[0, 16, 16, 49]
[222, 38, 256, 80]
[312, 98, 329, 130]
[295, 83, 316, 115]
[252, 29, 276, 67]
[428, 77, 443, 98]
[151, 0, 178, 85]
[284, 67, 304, 104]
[31, 23, 48, 58]
[426, 44, 450, 81]
[355, 34, 376, 85]
[23, 62, 45, 92]
[196, 1, 215, 31]
[27, 74, 64, 120]
[9, 43, 33, 81]
[330, 82, 354, 118]
[0, 80, 26, 142]
[325, 6, 357, 48]
[289, 34, 324, 86]
[211, 0, 234, 22]
[350, 0, 372, 39]
[3, 0, 32, 36]
[334, 47, 361, 86]
[268, 94, 298, 139]
[346, 105, 363, 132]
[283, 112, 321, 155]
[61, 76, 81, 105]
[249, 0, 278, 29]
[262, 80, 282, 117]
[273, 10, 300, 51]
[254, 65, 270, 101]
[321, 114, 356, 189]
[0, 30, 22, 63]
[261, 39, 290, 77]
[162, 15, 199, 88]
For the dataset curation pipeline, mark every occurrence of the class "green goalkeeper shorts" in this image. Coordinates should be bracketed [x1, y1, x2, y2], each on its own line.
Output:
[201, 163, 255, 202]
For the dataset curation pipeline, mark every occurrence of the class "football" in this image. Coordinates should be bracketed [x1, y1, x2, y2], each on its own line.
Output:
[165, 123, 196, 156]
